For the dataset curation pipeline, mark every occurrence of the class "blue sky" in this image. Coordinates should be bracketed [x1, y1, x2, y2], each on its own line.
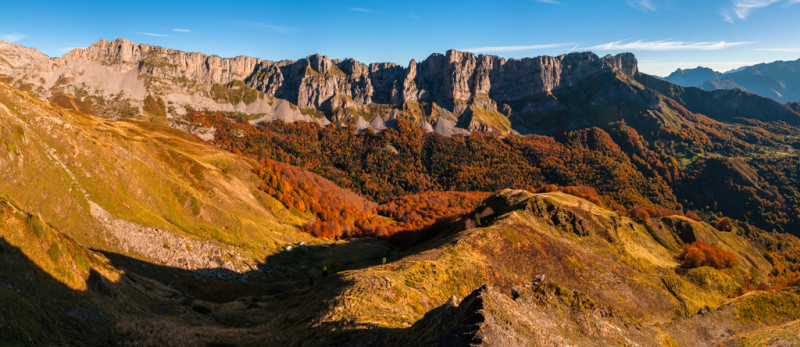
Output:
[1, 0, 799, 76]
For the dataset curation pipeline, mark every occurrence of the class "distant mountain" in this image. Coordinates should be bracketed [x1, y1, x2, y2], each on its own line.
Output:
[663, 66, 723, 87]
[664, 58, 800, 103]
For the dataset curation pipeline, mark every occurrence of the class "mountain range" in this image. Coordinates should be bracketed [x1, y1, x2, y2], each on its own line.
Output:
[664, 58, 800, 103]
[1, 38, 639, 135]
[2, 38, 800, 345]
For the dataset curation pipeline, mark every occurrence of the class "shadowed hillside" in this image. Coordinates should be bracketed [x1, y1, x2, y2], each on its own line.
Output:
[3, 189, 799, 345]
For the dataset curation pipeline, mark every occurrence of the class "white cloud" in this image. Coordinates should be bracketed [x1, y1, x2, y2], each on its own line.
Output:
[350, 7, 375, 13]
[409, 12, 420, 19]
[236, 21, 294, 33]
[135, 32, 169, 37]
[756, 47, 800, 52]
[1, 33, 26, 43]
[589, 40, 754, 51]
[463, 43, 572, 53]
[534, 0, 560, 4]
[639, 61, 763, 76]
[173, 28, 191, 33]
[627, 0, 657, 11]
[722, 0, 800, 22]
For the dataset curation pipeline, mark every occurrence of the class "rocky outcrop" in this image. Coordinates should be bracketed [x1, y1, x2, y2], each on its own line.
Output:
[369, 114, 387, 131]
[353, 116, 370, 132]
[0, 40, 57, 75]
[242, 48, 638, 116]
[65, 38, 264, 83]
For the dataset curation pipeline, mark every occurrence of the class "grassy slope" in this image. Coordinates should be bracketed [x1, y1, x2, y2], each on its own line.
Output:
[0, 82, 312, 276]
[0, 194, 123, 344]
[297, 190, 794, 345]
[0, 194, 119, 290]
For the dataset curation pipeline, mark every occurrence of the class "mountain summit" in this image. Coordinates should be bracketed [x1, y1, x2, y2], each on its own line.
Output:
[663, 67, 723, 88]
[664, 58, 800, 103]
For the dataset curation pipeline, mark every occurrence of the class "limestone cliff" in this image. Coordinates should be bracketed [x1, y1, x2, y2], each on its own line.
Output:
[0, 38, 638, 134]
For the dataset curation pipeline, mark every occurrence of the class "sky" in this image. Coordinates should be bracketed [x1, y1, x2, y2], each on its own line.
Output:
[1, 0, 800, 76]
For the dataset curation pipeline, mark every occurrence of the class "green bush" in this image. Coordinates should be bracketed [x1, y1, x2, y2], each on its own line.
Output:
[27, 215, 47, 237]
[47, 243, 61, 261]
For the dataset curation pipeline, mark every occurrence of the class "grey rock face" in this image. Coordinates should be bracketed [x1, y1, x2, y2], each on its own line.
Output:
[420, 121, 435, 133]
[353, 116, 370, 132]
[0, 38, 639, 133]
[369, 115, 387, 131]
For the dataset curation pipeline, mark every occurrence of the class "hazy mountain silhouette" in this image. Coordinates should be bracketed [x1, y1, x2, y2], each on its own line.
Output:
[664, 58, 800, 103]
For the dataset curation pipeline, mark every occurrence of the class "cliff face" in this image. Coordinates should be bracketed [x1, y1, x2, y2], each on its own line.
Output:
[4, 38, 797, 136]
[61, 38, 263, 84]
[244, 48, 638, 112]
[0, 38, 640, 133]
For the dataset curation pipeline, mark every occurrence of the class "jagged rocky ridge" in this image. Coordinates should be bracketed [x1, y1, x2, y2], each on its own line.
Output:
[0, 38, 638, 134]
[3, 38, 800, 137]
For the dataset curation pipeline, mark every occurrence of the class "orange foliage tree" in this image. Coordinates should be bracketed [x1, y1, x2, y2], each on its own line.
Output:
[715, 217, 734, 232]
[679, 241, 738, 269]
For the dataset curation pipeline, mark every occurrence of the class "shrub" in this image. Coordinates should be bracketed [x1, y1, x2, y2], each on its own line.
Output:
[143, 94, 166, 118]
[628, 206, 651, 222]
[47, 243, 61, 261]
[27, 214, 47, 237]
[715, 217, 734, 232]
[679, 241, 738, 269]
[685, 211, 701, 221]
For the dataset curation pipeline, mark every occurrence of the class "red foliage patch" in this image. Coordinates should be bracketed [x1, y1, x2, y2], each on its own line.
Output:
[679, 241, 738, 269]
[715, 217, 734, 232]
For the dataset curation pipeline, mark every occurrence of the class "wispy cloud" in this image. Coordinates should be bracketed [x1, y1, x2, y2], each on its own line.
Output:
[58, 46, 83, 53]
[641, 60, 762, 67]
[627, 0, 657, 11]
[1, 33, 26, 43]
[409, 12, 420, 19]
[756, 47, 800, 52]
[533, 0, 560, 4]
[234, 21, 294, 33]
[173, 28, 191, 33]
[350, 7, 375, 13]
[639, 60, 762, 76]
[135, 32, 169, 37]
[722, 0, 800, 22]
[590, 39, 754, 51]
[463, 43, 572, 53]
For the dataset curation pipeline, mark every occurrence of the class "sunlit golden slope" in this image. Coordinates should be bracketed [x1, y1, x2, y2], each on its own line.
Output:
[0, 194, 119, 290]
[291, 190, 797, 345]
[0, 82, 313, 279]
